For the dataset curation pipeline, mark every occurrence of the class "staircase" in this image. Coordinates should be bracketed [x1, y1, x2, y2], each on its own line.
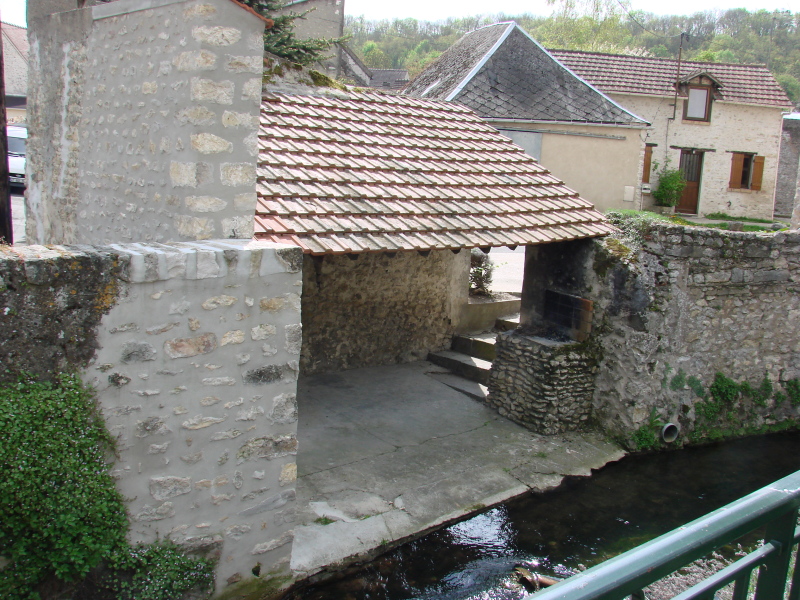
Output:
[427, 316, 519, 400]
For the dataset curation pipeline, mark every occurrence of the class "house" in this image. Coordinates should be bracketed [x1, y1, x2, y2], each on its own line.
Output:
[2, 22, 28, 123]
[777, 113, 800, 219]
[551, 50, 793, 219]
[338, 43, 409, 90]
[26, 0, 615, 590]
[404, 22, 650, 212]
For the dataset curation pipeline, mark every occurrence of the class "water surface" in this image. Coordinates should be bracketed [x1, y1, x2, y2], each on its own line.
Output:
[289, 432, 800, 600]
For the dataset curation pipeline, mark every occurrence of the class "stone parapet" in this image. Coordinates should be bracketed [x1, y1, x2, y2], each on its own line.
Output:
[487, 331, 598, 435]
[0, 240, 303, 594]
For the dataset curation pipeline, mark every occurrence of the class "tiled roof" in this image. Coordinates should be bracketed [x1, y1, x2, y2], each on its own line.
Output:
[404, 22, 647, 126]
[551, 50, 793, 109]
[254, 91, 614, 255]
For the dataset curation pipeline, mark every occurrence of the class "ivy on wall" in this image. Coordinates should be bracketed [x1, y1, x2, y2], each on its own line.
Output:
[0, 374, 214, 599]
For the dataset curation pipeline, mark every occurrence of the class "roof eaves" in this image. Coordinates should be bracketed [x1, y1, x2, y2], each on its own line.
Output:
[445, 22, 516, 102]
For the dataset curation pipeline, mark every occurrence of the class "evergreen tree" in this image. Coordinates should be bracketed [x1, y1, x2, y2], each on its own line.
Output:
[239, 0, 341, 65]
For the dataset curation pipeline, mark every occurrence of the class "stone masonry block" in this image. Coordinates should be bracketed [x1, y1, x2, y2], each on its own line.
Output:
[192, 25, 242, 46]
[222, 111, 259, 129]
[191, 77, 234, 105]
[164, 332, 218, 358]
[221, 162, 256, 187]
[177, 106, 216, 126]
[185, 196, 228, 213]
[191, 133, 232, 154]
[174, 50, 217, 71]
[225, 55, 262, 74]
[170, 162, 197, 187]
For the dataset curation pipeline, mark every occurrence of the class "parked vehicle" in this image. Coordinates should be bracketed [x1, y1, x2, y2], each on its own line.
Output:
[7, 125, 26, 189]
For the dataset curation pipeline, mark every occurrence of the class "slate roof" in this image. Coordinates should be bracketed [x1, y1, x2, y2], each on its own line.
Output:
[369, 69, 409, 91]
[404, 22, 647, 126]
[551, 50, 793, 109]
[254, 91, 614, 255]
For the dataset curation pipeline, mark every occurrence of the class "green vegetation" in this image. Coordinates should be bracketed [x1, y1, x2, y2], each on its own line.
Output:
[704, 212, 775, 224]
[0, 374, 213, 599]
[240, 0, 345, 65]
[346, 7, 800, 104]
[630, 409, 662, 452]
[314, 517, 336, 525]
[651, 162, 687, 208]
[469, 248, 495, 295]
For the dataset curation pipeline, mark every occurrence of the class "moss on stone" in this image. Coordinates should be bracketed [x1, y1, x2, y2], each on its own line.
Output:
[216, 572, 294, 600]
[307, 69, 347, 90]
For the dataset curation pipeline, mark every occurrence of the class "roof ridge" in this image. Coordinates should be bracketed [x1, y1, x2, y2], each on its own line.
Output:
[444, 22, 515, 101]
[549, 48, 770, 69]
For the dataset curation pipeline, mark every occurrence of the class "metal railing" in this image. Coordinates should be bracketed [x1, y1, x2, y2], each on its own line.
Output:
[526, 470, 800, 600]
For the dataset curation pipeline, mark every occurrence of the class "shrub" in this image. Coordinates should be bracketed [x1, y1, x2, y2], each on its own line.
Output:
[0, 374, 215, 600]
[0, 374, 128, 597]
[652, 163, 687, 207]
[470, 248, 495, 295]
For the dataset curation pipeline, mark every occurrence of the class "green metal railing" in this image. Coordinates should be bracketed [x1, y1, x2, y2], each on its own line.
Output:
[526, 470, 800, 600]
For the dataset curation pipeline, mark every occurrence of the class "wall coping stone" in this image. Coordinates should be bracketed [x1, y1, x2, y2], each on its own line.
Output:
[0, 240, 301, 283]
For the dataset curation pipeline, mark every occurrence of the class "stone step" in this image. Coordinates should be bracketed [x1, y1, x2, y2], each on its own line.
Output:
[427, 350, 492, 385]
[451, 332, 498, 361]
[426, 371, 489, 402]
[495, 315, 520, 331]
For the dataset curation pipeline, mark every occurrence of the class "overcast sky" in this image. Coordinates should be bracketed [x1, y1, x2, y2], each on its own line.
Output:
[1, 0, 795, 28]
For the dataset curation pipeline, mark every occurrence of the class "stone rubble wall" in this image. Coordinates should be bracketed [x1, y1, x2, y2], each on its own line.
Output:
[27, 0, 267, 245]
[593, 224, 800, 441]
[0, 240, 304, 594]
[487, 332, 598, 435]
[491, 224, 800, 444]
[300, 249, 469, 375]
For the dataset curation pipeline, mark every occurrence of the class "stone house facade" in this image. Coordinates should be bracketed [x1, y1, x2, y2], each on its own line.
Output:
[553, 50, 793, 219]
[405, 22, 650, 213]
[3, 22, 28, 123]
[777, 114, 800, 219]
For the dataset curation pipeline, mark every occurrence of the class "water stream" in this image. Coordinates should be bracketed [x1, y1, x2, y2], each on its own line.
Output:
[288, 432, 800, 600]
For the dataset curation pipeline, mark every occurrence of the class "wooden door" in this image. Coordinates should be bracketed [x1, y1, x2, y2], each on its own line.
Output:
[677, 149, 703, 214]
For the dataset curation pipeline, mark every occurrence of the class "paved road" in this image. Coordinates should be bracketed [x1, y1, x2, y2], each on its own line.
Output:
[488, 246, 525, 294]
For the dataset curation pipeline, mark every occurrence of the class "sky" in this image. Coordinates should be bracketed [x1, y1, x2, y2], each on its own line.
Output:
[0, 0, 796, 28]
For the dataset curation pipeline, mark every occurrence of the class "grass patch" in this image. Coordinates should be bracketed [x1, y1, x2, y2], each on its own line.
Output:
[704, 212, 775, 224]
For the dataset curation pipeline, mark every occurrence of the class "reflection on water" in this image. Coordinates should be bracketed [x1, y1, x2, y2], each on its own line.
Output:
[288, 432, 800, 600]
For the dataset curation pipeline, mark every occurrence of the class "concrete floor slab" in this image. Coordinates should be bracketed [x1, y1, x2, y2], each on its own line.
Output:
[290, 360, 625, 579]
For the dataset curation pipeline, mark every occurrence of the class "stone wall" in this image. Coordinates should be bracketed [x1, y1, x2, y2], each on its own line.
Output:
[777, 117, 800, 218]
[0, 240, 304, 595]
[27, 0, 267, 245]
[591, 224, 800, 443]
[300, 249, 469, 374]
[488, 333, 598, 434]
[493, 224, 800, 445]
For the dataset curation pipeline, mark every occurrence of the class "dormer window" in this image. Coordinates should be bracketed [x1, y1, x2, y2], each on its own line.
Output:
[684, 86, 712, 121]
[678, 71, 722, 123]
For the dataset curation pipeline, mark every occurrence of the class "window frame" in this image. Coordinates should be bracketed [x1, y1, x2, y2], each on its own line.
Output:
[729, 152, 764, 191]
[683, 86, 713, 122]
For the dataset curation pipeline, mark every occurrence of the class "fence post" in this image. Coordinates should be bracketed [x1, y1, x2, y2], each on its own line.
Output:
[754, 507, 799, 600]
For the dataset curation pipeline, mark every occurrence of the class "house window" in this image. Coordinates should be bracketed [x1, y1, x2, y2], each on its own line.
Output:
[684, 86, 712, 121]
[729, 152, 764, 190]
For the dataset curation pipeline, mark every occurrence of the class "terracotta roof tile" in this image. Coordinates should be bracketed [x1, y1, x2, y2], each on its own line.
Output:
[551, 50, 792, 109]
[254, 91, 614, 254]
